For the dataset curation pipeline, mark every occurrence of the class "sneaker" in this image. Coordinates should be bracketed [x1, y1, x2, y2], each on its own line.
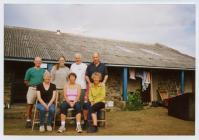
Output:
[25, 121, 32, 128]
[39, 125, 45, 132]
[57, 126, 66, 133]
[47, 125, 52, 131]
[76, 124, 82, 133]
[87, 126, 97, 133]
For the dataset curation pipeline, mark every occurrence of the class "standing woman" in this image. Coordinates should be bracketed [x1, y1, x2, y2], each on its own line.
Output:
[51, 56, 70, 103]
[36, 72, 56, 132]
[58, 73, 82, 133]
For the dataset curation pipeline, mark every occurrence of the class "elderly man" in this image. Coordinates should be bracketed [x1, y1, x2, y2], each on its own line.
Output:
[70, 53, 88, 129]
[24, 57, 46, 128]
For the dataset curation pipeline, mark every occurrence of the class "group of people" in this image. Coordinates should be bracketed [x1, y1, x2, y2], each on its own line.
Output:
[24, 52, 108, 133]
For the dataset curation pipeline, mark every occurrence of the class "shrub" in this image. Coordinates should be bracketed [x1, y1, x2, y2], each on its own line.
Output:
[124, 89, 143, 111]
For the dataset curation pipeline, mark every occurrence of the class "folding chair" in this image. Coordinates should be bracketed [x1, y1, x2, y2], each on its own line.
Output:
[32, 92, 58, 131]
[65, 108, 76, 125]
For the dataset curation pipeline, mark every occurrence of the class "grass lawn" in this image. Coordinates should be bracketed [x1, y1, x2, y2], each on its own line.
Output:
[4, 107, 195, 135]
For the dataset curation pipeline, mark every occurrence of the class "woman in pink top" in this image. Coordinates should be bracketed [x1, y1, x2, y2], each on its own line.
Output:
[57, 73, 82, 133]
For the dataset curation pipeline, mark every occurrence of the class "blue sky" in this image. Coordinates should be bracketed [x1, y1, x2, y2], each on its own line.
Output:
[4, 4, 196, 57]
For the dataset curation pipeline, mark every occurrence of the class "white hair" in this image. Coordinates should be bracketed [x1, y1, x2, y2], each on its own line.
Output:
[74, 53, 82, 58]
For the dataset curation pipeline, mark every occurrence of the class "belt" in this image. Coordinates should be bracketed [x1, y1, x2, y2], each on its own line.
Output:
[29, 85, 37, 88]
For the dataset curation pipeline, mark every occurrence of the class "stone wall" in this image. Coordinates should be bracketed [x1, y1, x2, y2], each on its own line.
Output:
[4, 71, 14, 107]
[106, 67, 125, 110]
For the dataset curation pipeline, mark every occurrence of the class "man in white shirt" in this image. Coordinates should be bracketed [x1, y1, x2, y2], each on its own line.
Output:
[70, 53, 88, 129]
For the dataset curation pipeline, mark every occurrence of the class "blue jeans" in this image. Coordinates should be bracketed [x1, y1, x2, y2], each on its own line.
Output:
[60, 101, 82, 115]
[36, 103, 55, 125]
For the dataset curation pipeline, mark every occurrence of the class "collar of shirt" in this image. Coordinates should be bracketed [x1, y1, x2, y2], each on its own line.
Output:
[91, 62, 102, 67]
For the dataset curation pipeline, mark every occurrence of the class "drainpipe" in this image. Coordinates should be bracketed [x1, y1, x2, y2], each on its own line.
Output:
[180, 70, 185, 94]
[122, 67, 128, 101]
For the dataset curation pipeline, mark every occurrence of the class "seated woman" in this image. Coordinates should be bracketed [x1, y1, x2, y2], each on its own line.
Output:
[87, 72, 106, 133]
[36, 71, 56, 132]
[58, 72, 82, 133]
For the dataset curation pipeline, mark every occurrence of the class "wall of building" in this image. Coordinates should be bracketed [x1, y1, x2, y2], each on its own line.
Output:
[4, 61, 195, 110]
[151, 69, 195, 102]
[184, 71, 195, 93]
[4, 61, 33, 104]
[106, 67, 124, 109]
[4, 70, 14, 106]
[128, 78, 142, 93]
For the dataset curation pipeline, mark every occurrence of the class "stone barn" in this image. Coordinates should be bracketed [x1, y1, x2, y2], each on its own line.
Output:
[4, 26, 195, 111]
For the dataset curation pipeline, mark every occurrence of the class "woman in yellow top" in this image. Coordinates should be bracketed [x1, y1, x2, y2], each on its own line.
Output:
[87, 72, 105, 133]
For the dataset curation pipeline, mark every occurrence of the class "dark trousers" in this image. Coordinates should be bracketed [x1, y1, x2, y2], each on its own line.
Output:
[88, 102, 105, 123]
[60, 101, 82, 115]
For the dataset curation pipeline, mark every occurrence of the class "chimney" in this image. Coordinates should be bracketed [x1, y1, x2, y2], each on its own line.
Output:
[56, 29, 61, 35]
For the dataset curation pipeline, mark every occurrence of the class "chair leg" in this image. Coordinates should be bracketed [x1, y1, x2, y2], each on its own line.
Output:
[53, 108, 57, 130]
[53, 93, 59, 130]
[32, 105, 37, 131]
[104, 109, 107, 128]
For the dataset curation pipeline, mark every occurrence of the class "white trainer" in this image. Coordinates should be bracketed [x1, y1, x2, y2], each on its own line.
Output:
[57, 126, 66, 133]
[39, 125, 45, 132]
[76, 124, 82, 133]
[47, 125, 52, 131]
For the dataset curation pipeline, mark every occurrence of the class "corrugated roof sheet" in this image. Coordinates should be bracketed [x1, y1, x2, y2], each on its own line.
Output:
[4, 26, 195, 70]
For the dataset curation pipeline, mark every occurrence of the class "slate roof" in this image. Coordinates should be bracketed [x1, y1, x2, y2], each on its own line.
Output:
[4, 26, 195, 70]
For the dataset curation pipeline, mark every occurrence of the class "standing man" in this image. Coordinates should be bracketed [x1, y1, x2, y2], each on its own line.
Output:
[24, 57, 46, 128]
[86, 52, 108, 86]
[70, 53, 88, 129]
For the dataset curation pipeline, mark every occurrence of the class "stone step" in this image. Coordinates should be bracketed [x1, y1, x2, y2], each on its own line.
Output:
[4, 103, 26, 119]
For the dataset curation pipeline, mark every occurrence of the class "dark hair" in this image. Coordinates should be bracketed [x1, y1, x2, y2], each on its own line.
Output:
[55, 56, 66, 70]
[67, 72, 77, 80]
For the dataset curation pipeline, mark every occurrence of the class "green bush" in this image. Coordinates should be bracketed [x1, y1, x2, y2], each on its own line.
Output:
[124, 89, 143, 111]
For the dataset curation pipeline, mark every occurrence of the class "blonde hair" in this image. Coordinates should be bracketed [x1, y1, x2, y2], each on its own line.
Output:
[91, 72, 102, 81]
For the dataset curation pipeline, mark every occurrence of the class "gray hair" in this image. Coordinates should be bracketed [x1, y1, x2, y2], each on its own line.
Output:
[43, 71, 51, 79]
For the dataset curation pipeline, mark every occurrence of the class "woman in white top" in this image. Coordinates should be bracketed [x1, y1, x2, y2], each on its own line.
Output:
[51, 56, 70, 103]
